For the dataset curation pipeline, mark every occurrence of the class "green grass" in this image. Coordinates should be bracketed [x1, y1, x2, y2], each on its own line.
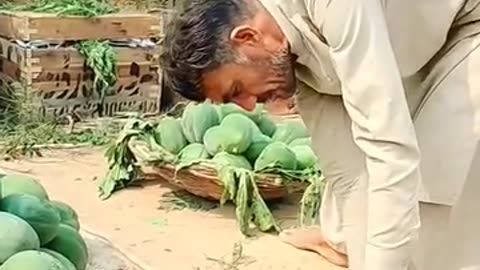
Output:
[0, 0, 119, 17]
[0, 79, 117, 159]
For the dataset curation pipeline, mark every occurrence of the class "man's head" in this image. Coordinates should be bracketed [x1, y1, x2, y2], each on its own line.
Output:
[161, 0, 296, 111]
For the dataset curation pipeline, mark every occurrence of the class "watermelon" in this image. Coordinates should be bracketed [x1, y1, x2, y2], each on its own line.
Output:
[0, 174, 49, 200]
[0, 250, 65, 270]
[40, 248, 76, 270]
[0, 212, 40, 263]
[50, 201, 80, 231]
[1, 194, 61, 245]
[45, 224, 89, 270]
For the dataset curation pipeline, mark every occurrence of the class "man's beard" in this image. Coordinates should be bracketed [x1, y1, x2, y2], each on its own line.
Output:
[269, 48, 296, 97]
[236, 48, 296, 99]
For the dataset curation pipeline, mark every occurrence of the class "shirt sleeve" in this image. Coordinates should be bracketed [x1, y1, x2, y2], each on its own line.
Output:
[322, 0, 421, 269]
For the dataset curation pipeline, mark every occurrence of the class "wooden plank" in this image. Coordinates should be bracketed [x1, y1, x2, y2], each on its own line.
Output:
[0, 37, 159, 70]
[0, 37, 27, 66]
[38, 82, 160, 106]
[32, 73, 159, 95]
[32, 46, 159, 69]
[40, 93, 159, 118]
[0, 55, 158, 86]
[0, 57, 22, 80]
[30, 64, 155, 82]
[38, 84, 160, 118]
[0, 12, 29, 41]
[0, 11, 163, 41]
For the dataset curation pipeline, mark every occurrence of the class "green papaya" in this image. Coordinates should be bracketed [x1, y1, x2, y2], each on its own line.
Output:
[50, 201, 80, 231]
[181, 102, 220, 143]
[244, 134, 272, 164]
[1, 194, 61, 245]
[44, 224, 89, 270]
[212, 152, 252, 170]
[0, 174, 49, 200]
[177, 143, 210, 163]
[203, 126, 224, 156]
[257, 115, 277, 137]
[156, 117, 188, 154]
[272, 121, 309, 144]
[215, 103, 263, 122]
[254, 142, 297, 171]
[291, 145, 318, 170]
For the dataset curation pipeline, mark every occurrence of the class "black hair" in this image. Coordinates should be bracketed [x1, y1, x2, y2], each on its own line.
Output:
[160, 0, 252, 101]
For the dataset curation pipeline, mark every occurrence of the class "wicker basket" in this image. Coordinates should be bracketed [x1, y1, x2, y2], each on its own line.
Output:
[130, 139, 306, 201]
[145, 163, 306, 200]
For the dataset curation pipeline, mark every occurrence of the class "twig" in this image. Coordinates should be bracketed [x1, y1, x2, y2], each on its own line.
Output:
[0, 143, 92, 150]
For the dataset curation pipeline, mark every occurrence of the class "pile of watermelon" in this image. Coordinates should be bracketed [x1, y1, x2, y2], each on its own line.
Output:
[0, 174, 88, 270]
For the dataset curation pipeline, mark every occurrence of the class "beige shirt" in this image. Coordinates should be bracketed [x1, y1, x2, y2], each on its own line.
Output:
[257, 0, 479, 269]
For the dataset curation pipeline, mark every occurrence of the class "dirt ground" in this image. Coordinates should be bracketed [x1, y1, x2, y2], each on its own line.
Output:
[83, 230, 141, 270]
[0, 148, 342, 270]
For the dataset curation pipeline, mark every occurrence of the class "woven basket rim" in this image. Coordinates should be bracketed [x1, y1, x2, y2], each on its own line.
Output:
[128, 131, 310, 188]
[148, 160, 290, 187]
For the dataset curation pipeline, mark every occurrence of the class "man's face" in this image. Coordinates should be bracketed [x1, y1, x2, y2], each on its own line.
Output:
[200, 8, 296, 111]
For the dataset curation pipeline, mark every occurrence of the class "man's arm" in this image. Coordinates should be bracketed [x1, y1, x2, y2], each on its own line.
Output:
[322, 0, 421, 269]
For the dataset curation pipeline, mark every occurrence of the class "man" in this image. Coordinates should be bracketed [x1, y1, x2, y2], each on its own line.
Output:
[161, 0, 480, 269]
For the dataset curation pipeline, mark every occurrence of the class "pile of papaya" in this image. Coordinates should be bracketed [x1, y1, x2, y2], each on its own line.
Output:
[0, 174, 88, 270]
[160, 102, 319, 173]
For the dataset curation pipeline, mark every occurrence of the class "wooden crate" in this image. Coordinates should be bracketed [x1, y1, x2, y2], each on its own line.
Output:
[0, 37, 161, 118]
[0, 11, 163, 41]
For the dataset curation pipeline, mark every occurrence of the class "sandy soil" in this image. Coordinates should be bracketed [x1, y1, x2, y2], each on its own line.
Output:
[0, 148, 343, 270]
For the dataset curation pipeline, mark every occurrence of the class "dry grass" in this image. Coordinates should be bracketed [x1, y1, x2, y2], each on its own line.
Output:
[194, 242, 256, 270]
[112, 0, 170, 11]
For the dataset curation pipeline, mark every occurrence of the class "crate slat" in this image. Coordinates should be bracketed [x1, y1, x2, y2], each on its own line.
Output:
[0, 11, 163, 41]
[40, 90, 160, 118]
[32, 73, 158, 94]
[33, 47, 159, 69]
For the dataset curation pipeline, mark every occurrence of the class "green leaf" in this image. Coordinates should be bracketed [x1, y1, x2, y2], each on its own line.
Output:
[98, 166, 121, 200]
[299, 175, 325, 227]
[218, 166, 238, 205]
[235, 169, 253, 235]
[249, 173, 279, 232]
[175, 158, 206, 174]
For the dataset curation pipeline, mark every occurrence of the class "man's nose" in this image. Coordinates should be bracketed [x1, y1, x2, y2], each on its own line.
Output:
[234, 95, 258, 112]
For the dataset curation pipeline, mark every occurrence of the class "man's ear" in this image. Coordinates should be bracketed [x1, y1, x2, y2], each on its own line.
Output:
[230, 25, 260, 46]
